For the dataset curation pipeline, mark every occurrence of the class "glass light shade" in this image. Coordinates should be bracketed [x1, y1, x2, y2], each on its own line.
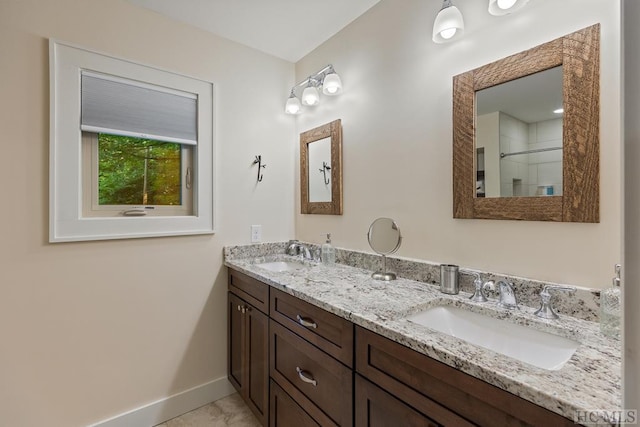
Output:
[302, 85, 320, 106]
[488, 0, 529, 15]
[322, 73, 342, 95]
[432, 3, 464, 44]
[285, 95, 301, 114]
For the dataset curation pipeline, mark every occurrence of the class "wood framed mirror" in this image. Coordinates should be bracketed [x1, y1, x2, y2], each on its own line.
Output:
[453, 24, 600, 222]
[300, 119, 343, 215]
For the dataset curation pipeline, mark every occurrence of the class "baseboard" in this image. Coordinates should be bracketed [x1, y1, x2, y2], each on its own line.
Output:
[89, 377, 235, 427]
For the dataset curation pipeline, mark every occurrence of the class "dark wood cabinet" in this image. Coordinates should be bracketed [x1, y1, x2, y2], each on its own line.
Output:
[228, 271, 269, 426]
[270, 320, 353, 426]
[228, 267, 574, 427]
[270, 288, 354, 367]
[355, 326, 573, 427]
[270, 380, 320, 427]
[355, 374, 443, 427]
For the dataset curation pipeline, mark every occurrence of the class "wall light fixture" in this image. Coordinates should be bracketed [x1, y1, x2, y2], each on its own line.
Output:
[488, 0, 529, 16]
[432, 0, 465, 44]
[284, 65, 342, 115]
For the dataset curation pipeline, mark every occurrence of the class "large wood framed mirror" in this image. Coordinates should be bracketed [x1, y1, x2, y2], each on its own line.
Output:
[300, 119, 343, 215]
[453, 24, 600, 222]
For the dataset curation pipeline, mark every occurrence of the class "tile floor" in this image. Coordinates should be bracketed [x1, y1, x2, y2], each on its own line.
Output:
[155, 393, 261, 427]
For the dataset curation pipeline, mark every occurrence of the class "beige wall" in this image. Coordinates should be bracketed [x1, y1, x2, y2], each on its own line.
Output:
[295, 0, 621, 289]
[0, 1, 295, 425]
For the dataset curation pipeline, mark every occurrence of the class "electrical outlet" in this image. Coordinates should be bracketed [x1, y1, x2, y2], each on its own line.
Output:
[251, 225, 262, 243]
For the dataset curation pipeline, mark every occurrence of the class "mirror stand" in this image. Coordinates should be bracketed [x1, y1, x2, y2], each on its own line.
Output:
[372, 255, 396, 281]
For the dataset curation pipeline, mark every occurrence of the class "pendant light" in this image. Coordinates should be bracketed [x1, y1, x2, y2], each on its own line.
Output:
[488, 0, 529, 16]
[432, 0, 464, 44]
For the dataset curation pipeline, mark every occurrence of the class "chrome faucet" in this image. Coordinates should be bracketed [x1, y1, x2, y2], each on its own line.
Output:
[286, 240, 313, 260]
[497, 281, 518, 310]
[534, 285, 575, 319]
[468, 273, 495, 303]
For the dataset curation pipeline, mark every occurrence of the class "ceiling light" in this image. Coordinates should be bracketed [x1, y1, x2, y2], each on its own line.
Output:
[285, 89, 301, 114]
[433, 0, 464, 44]
[488, 0, 529, 16]
[284, 65, 343, 115]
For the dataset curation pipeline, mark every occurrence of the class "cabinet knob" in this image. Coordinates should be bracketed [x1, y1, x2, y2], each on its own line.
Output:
[295, 367, 317, 386]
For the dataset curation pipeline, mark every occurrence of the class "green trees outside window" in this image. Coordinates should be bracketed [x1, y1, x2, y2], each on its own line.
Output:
[98, 134, 182, 206]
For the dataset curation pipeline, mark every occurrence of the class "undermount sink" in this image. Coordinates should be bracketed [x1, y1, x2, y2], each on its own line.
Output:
[256, 260, 311, 273]
[405, 305, 579, 370]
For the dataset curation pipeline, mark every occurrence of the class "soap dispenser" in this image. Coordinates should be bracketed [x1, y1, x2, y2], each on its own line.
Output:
[321, 233, 336, 265]
[600, 264, 621, 339]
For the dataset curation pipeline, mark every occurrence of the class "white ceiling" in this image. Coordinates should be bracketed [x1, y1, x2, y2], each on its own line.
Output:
[126, 0, 382, 62]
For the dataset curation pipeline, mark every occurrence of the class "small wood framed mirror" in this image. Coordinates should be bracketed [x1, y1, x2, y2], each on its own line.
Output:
[300, 119, 343, 215]
[453, 24, 600, 222]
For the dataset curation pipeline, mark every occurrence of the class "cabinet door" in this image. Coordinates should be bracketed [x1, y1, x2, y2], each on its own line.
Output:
[246, 305, 269, 426]
[228, 291, 269, 427]
[228, 292, 245, 391]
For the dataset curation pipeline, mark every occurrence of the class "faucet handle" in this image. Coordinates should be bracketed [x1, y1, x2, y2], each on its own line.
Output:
[534, 285, 576, 319]
[469, 273, 495, 303]
[286, 240, 300, 255]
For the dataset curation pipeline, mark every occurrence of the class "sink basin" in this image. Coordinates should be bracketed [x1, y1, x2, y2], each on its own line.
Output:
[405, 306, 579, 370]
[256, 261, 310, 272]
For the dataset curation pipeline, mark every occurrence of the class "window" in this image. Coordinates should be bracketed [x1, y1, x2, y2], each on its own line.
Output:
[50, 40, 214, 242]
[82, 133, 193, 217]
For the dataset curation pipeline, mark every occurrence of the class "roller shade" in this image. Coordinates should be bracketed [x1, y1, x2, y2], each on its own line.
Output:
[81, 71, 197, 145]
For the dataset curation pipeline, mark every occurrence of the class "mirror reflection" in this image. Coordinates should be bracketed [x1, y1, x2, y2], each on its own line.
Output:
[308, 137, 332, 203]
[475, 66, 563, 198]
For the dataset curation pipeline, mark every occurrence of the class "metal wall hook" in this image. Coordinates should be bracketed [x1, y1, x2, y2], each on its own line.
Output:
[252, 155, 266, 182]
[319, 161, 331, 185]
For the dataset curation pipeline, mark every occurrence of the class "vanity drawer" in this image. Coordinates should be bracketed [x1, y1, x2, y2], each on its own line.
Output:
[270, 288, 353, 367]
[228, 269, 269, 314]
[355, 326, 573, 427]
[355, 374, 444, 427]
[270, 380, 322, 427]
[270, 320, 353, 426]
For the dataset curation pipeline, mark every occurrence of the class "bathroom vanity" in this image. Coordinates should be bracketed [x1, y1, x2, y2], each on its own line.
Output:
[225, 243, 620, 426]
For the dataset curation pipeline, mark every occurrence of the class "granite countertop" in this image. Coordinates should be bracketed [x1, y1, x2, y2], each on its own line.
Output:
[224, 252, 621, 423]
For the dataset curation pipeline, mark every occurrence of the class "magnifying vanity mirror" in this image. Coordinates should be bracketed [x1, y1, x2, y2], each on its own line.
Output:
[453, 24, 600, 222]
[300, 119, 343, 215]
[367, 217, 402, 281]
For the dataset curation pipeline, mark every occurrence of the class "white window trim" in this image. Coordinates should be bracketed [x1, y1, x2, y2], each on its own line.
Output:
[49, 40, 215, 242]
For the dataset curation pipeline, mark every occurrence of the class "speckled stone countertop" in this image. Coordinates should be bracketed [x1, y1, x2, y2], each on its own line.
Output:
[224, 244, 621, 424]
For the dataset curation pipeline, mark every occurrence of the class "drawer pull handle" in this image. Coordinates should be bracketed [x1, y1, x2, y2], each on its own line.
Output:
[296, 367, 317, 386]
[296, 315, 317, 329]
